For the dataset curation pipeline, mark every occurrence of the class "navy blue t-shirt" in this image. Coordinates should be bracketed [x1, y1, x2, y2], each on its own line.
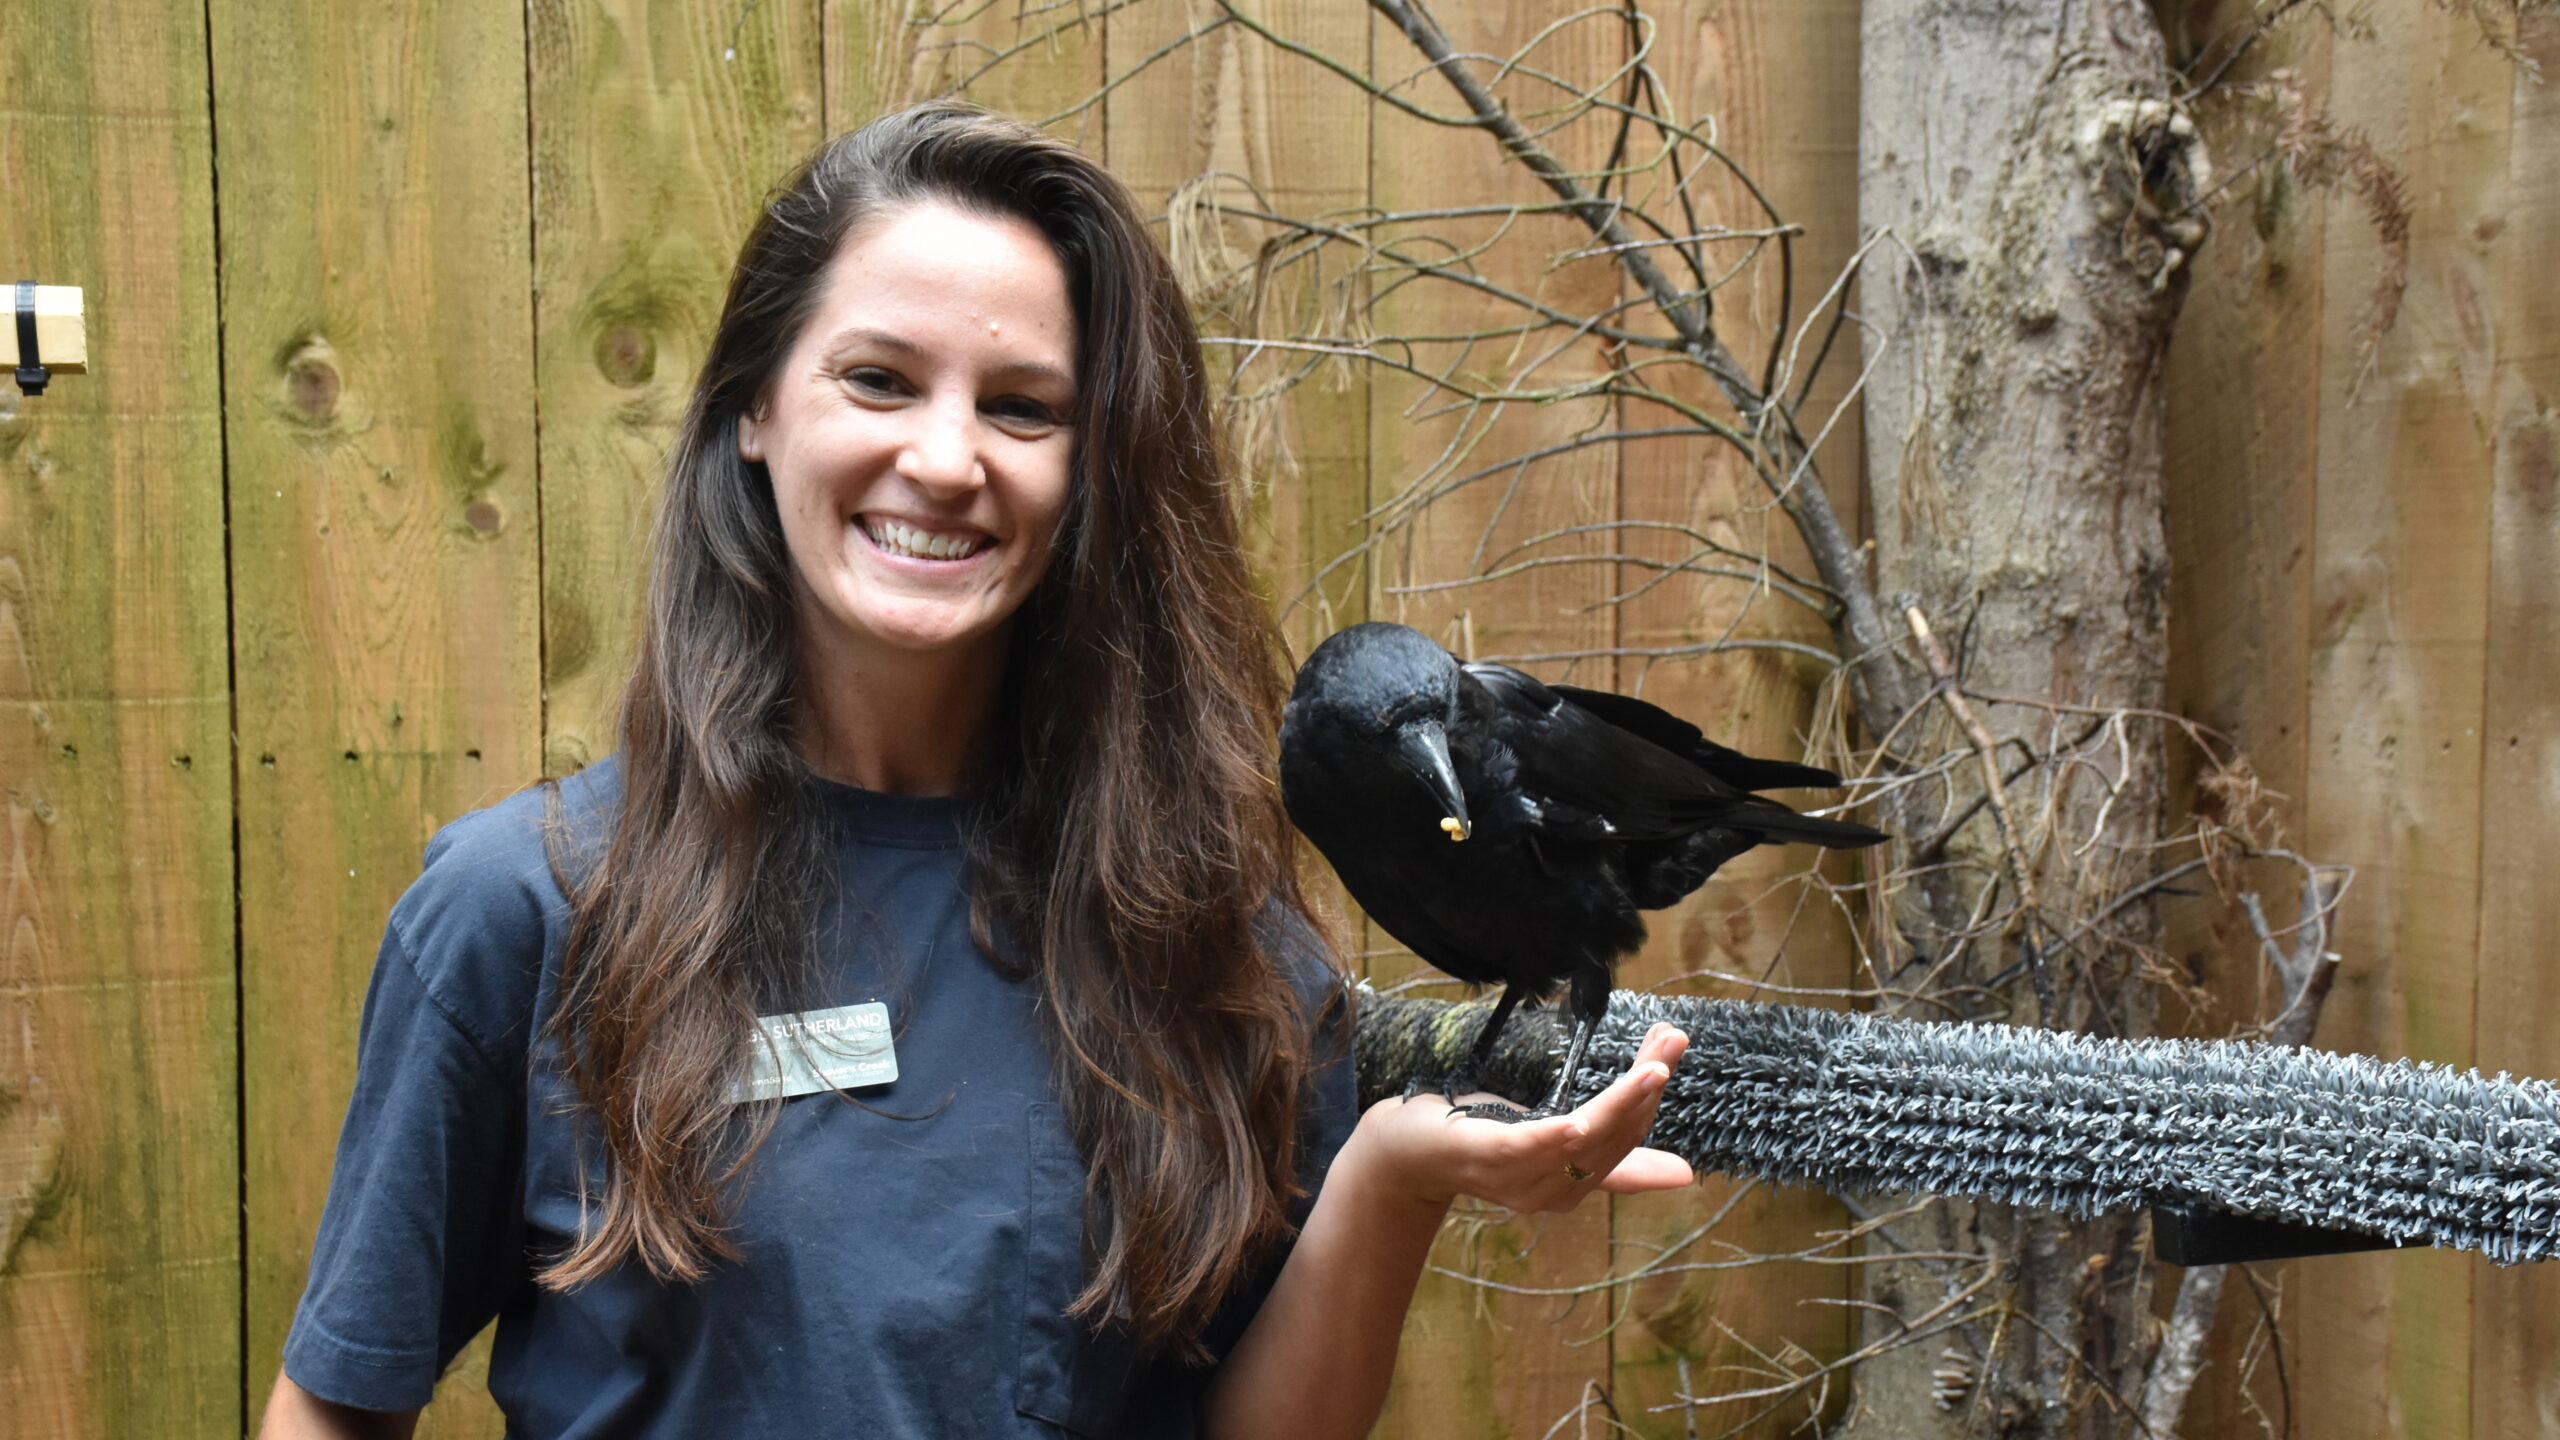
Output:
[281, 754, 1357, 1437]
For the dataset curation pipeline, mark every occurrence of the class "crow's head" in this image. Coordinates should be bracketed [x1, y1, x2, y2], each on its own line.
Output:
[1286, 623, 1473, 841]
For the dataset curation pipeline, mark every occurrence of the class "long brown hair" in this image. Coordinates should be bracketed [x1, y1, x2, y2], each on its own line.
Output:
[536, 102, 1325, 1353]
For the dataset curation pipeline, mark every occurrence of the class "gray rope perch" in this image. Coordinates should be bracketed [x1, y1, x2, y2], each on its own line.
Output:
[1354, 990, 2560, 1264]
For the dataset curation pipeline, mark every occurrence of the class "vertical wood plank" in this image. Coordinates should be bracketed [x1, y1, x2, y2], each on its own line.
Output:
[2470, 11, 2560, 1437]
[2158, 0, 2329, 972]
[2155, 1, 2334, 1429]
[876, 0, 1107, 146]
[531, 0, 826, 782]
[1362, 6, 1625, 1434]
[0, 4, 239, 1436]
[821, 0, 892, 137]
[1094, 0, 1371, 961]
[1100, 0, 1373, 662]
[2290, 4, 2511, 1434]
[1606, 1, 1864, 1432]
[214, 0, 544, 1431]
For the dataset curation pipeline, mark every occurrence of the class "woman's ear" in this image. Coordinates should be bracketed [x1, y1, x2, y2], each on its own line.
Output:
[737, 410, 765, 463]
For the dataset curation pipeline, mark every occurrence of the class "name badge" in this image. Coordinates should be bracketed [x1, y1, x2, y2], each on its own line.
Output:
[732, 1002, 898, 1102]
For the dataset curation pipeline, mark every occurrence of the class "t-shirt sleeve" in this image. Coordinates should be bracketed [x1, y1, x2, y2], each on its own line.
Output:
[1276, 905, 1361, 1236]
[278, 811, 548, 1412]
[1190, 902, 1361, 1362]
[1118, 904, 1359, 1436]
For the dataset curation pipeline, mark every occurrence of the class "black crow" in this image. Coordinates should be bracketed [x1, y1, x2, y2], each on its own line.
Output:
[1280, 621, 1887, 1120]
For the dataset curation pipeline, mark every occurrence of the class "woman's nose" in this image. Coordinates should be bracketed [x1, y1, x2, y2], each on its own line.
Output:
[895, 395, 984, 496]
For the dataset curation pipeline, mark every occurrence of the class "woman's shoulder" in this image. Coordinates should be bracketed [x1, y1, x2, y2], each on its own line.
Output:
[1252, 895, 1350, 1003]
[381, 755, 628, 1035]
[399, 756, 621, 929]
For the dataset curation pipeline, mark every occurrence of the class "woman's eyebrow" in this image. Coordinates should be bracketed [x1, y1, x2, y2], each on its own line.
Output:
[821, 325, 1074, 391]
[824, 325, 923, 358]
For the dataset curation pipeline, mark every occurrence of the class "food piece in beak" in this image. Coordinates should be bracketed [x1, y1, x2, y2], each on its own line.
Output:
[1393, 718, 1472, 843]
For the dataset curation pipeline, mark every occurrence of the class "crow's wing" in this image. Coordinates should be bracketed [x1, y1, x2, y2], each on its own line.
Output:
[1547, 681, 1844, 791]
[1464, 662, 1885, 848]
[1465, 662, 1762, 838]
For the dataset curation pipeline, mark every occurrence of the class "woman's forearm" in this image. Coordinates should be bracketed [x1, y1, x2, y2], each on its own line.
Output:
[1203, 1106, 1453, 1440]
[257, 1373, 419, 1440]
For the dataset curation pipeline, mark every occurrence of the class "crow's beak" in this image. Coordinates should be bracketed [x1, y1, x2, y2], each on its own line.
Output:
[1394, 718, 1471, 841]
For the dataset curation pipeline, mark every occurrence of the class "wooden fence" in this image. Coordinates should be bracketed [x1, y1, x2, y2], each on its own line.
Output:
[0, 1, 2551, 1435]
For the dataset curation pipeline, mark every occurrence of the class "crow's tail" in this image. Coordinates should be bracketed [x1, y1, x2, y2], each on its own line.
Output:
[1690, 739, 1848, 793]
[1737, 803, 1887, 850]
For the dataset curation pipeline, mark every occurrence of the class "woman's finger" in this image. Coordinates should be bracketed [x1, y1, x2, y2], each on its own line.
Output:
[1543, 1025, 1688, 1188]
[1568, 1024, 1687, 1146]
[1425, 1026, 1695, 1209]
[1596, 1145, 1695, 1193]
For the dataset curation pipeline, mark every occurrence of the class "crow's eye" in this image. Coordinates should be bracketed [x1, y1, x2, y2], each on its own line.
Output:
[1384, 699, 1442, 731]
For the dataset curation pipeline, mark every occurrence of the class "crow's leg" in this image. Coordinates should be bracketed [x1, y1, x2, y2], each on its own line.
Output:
[1485, 964, 1611, 1123]
[1464, 963, 1597, 1122]
[1529, 1010, 1599, 1118]
[1441, 984, 1537, 1121]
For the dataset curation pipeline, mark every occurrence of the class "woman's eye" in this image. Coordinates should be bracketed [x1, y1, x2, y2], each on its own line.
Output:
[989, 397, 1063, 428]
[845, 367, 905, 396]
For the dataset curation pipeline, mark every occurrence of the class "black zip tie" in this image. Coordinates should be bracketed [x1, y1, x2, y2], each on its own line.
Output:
[14, 282, 49, 397]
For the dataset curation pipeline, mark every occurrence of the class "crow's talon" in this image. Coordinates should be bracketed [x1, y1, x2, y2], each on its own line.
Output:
[1451, 1099, 1537, 1123]
[1401, 1072, 1482, 1106]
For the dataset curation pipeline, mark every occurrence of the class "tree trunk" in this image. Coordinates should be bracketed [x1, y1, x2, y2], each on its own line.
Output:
[1850, 1, 2209, 1436]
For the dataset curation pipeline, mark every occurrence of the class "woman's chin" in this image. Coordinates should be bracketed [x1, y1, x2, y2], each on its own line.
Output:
[832, 608, 1011, 663]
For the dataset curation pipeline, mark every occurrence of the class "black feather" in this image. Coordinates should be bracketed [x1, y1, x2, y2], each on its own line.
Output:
[1546, 682, 1848, 793]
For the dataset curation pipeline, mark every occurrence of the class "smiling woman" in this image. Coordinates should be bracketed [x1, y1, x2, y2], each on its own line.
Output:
[738, 201, 1077, 793]
[258, 102, 1691, 1440]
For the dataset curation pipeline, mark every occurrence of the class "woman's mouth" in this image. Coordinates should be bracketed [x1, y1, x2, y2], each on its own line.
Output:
[859, 516, 992, 562]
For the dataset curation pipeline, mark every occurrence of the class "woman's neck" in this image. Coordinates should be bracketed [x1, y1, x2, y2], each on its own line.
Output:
[793, 626, 1008, 797]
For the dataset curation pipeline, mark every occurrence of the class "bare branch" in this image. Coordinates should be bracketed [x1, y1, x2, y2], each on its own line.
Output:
[1365, 0, 1913, 731]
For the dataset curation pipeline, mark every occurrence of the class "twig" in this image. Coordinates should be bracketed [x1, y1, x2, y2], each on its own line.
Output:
[1905, 603, 2055, 1019]
[1914, 720, 2108, 861]
[2247, 871, 2345, 1050]
[1481, 639, 1843, 669]
[2139, 870, 2344, 1436]
[2142, 1262, 2229, 1439]
[2176, 0, 2315, 104]
[2051, 855, 2212, 955]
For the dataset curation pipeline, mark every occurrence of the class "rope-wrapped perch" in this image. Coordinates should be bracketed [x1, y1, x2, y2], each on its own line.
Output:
[1353, 991, 2560, 1264]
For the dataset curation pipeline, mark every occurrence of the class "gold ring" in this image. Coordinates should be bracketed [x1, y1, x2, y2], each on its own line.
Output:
[1562, 1161, 1595, 1183]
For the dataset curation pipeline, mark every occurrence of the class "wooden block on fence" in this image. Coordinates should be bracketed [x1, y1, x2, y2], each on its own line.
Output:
[2, 284, 87, 371]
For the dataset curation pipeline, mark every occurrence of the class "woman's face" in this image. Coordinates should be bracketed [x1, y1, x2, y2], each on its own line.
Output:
[740, 199, 1078, 677]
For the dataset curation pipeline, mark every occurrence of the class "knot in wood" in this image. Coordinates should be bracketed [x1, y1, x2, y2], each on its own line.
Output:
[594, 323, 656, 389]
[279, 336, 344, 428]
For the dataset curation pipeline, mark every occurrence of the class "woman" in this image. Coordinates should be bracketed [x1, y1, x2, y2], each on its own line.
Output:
[263, 102, 1692, 1440]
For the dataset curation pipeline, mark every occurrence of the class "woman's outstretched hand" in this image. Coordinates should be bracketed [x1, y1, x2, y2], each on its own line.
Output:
[1204, 1022, 1692, 1440]
[1355, 1021, 1694, 1214]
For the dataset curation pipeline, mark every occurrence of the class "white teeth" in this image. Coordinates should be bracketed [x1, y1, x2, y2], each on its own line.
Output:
[866, 518, 985, 561]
